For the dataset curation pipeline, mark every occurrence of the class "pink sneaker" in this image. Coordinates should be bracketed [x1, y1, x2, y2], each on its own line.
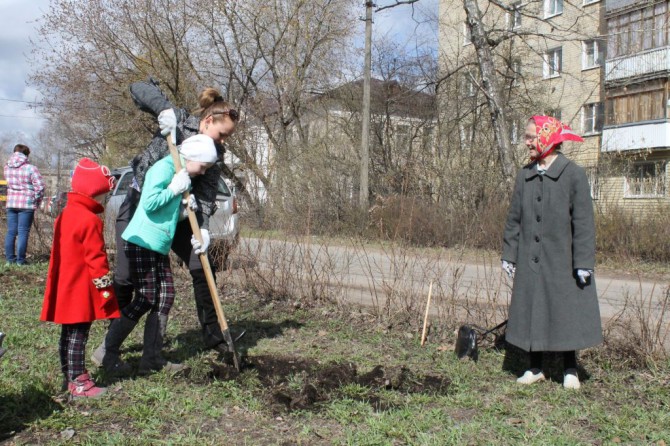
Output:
[68, 373, 107, 399]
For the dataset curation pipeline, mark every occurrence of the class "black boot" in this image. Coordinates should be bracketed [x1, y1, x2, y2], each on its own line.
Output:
[102, 315, 137, 375]
[191, 269, 225, 349]
[138, 313, 186, 375]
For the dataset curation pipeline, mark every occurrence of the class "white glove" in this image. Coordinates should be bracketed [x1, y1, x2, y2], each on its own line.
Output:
[502, 260, 516, 279]
[191, 229, 210, 255]
[576, 269, 592, 285]
[186, 194, 198, 211]
[167, 169, 191, 196]
[180, 195, 199, 220]
[158, 109, 177, 144]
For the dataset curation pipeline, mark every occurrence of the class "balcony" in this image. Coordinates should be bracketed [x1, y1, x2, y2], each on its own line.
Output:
[601, 120, 670, 152]
[605, 47, 670, 82]
[606, 0, 642, 13]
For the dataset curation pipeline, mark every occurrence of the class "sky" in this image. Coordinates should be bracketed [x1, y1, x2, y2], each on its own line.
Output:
[0, 0, 50, 147]
[0, 0, 438, 146]
[371, 0, 439, 52]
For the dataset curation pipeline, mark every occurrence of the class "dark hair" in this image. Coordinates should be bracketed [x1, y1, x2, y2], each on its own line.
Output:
[13, 144, 30, 156]
[194, 88, 239, 124]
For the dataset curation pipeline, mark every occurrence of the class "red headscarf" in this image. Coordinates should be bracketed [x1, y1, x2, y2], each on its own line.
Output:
[530, 115, 584, 161]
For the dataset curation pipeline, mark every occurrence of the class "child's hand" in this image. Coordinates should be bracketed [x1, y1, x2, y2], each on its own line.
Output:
[168, 169, 191, 196]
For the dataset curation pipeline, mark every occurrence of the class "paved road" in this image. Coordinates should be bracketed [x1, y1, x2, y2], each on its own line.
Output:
[237, 237, 670, 321]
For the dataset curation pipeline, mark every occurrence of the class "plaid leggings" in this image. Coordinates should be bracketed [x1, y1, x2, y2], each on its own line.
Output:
[59, 323, 92, 380]
[123, 241, 175, 321]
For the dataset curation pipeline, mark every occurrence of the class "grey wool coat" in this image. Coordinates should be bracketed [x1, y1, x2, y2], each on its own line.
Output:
[502, 153, 603, 352]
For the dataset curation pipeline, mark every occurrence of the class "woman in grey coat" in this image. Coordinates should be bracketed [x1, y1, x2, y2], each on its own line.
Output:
[501, 115, 602, 390]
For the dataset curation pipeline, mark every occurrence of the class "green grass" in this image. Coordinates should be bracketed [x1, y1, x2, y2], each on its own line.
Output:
[0, 261, 669, 445]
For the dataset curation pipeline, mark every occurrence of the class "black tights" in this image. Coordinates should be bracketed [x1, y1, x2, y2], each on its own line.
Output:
[530, 351, 577, 373]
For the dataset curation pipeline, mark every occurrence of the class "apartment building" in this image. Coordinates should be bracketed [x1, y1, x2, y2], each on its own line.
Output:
[438, 0, 603, 190]
[600, 0, 669, 209]
[438, 0, 670, 210]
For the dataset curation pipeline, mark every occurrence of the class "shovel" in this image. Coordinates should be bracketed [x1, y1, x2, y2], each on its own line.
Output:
[167, 136, 241, 371]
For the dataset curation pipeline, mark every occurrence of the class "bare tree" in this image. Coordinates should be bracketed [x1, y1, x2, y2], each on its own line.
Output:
[462, 0, 515, 181]
[30, 0, 359, 213]
[30, 0, 210, 163]
[196, 0, 359, 211]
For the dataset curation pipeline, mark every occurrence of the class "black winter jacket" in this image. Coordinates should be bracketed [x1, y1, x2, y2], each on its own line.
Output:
[129, 79, 225, 230]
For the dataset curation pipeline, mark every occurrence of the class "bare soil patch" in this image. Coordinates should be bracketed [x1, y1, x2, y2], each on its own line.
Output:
[207, 355, 450, 413]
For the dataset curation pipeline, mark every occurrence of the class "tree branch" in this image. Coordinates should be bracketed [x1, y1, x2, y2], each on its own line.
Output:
[375, 0, 419, 13]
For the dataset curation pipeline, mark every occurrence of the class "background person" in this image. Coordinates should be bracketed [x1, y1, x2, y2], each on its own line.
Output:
[3, 144, 45, 265]
[501, 115, 602, 390]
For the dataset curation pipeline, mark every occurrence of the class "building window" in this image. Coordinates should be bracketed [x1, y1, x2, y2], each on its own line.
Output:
[583, 0, 599, 6]
[582, 103, 603, 134]
[395, 124, 411, 151]
[605, 81, 667, 126]
[422, 125, 434, 153]
[510, 119, 521, 144]
[459, 123, 474, 147]
[625, 162, 667, 198]
[582, 40, 604, 69]
[607, 2, 668, 58]
[543, 47, 562, 78]
[544, 0, 563, 18]
[585, 167, 600, 200]
[463, 72, 477, 97]
[509, 2, 522, 29]
[511, 59, 522, 86]
[463, 22, 472, 45]
[546, 108, 562, 121]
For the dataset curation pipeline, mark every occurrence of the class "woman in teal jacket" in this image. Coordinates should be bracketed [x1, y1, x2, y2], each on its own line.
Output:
[100, 134, 217, 375]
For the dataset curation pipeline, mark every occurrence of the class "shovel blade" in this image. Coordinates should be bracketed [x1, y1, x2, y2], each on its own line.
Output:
[222, 329, 241, 372]
[454, 325, 479, 361]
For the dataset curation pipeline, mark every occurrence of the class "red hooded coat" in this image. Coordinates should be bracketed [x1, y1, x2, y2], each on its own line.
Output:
[41, 192, 120, 324]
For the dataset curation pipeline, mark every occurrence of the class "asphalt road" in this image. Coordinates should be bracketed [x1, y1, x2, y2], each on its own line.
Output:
[238, 237, 670, 321]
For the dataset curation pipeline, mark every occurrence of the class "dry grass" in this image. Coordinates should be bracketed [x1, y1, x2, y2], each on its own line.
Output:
[595, 204, 670, 264]
[600, 282, 670, 368]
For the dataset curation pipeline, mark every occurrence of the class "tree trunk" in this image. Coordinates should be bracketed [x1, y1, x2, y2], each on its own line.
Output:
[462, 0, 515, 184]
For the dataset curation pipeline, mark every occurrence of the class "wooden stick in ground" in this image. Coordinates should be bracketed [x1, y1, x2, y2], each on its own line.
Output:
[420, 281, 433, 347]
[166, 136, 240, 371]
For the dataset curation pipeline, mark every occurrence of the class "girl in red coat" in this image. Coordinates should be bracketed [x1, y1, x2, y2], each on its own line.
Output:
[41, 158, 120, 398]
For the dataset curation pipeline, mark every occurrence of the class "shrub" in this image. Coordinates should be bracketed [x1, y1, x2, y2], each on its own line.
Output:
[595, 204, 670, 263]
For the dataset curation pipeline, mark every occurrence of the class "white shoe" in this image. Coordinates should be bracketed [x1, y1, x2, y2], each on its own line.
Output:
[563, 373, 581, 390]
[516, 370, 546, 385]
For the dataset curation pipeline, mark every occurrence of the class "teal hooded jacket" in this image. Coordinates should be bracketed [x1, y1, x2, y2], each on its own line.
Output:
[122, 155, 185, 255]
